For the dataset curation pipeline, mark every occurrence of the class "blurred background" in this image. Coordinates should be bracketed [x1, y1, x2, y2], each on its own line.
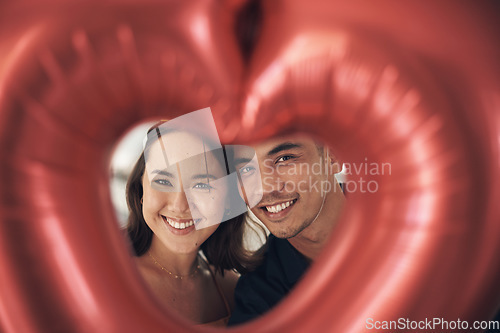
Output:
[109, 122, 154, 227]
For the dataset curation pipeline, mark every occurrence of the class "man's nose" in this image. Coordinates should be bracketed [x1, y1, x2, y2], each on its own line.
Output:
[261, 170, 285, 194]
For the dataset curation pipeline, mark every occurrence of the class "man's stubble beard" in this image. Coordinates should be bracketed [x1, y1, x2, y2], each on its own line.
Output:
[269, 214, 315, 239]
[279, 190, 329, 239]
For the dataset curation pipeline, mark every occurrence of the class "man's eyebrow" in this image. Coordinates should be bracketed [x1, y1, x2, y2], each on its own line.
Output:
[151, 169, 175, 177]
[267, 142, 303, 156]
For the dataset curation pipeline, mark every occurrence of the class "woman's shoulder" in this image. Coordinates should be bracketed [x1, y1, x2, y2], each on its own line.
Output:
[213, 268, 240, 309]
[221, 269, 240, 287]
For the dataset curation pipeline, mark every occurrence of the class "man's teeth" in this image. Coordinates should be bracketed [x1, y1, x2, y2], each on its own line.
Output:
[165, 217, 194, 229]
[265, 200, 295, 213]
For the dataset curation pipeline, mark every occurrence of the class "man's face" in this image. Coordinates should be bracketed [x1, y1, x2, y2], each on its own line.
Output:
[236, 135, 331, 239]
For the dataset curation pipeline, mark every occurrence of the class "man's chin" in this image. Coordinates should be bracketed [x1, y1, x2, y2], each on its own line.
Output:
[272, 231, 294, 239]
[265, 224, 298, 239]
[264, 218, 313, 240]
[253, 212, 303, 238]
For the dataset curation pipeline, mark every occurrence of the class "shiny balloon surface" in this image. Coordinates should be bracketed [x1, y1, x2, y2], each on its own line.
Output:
[0, 1, 499, 332]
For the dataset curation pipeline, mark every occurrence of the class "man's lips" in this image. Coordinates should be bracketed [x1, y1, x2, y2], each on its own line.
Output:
[259, 198, 298, 214]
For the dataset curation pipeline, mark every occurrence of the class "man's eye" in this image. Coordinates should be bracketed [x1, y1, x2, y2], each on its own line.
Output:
[276, 155, 294, 163]
[153, 179, 172, 186]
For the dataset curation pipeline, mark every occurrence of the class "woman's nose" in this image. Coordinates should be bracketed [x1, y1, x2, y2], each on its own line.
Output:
[167, 190, 191, 213]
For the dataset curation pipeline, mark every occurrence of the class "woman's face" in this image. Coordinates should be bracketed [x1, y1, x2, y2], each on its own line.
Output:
[142, 131, 228, 254]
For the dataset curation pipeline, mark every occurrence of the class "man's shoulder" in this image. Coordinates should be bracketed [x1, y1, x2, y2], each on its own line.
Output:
[229, 236, 311, 326]
[237, 235, 282, 285]
[228, 236, 290, 326]
[234, 235, 309, 305]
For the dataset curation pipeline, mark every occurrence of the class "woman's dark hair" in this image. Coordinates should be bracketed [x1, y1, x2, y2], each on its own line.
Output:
[125, 124, 261, 275]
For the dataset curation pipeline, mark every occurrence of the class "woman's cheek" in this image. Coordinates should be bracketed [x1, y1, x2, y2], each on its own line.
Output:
[204, 193, 227, 221]
[143, 189, 165, 215]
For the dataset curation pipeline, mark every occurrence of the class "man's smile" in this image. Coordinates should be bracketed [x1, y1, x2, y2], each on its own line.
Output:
[258, 198, 299, 221]
[263, 199, 298, 213]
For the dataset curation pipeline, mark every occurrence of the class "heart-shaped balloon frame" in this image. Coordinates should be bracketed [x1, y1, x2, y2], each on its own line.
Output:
[1, 1, 499, 332]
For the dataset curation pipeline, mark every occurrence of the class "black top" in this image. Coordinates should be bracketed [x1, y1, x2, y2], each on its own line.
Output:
[228, 235, 310, 326]
[486, 310, 500, 333]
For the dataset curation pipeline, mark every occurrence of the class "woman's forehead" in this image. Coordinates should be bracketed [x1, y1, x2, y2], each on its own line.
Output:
[149, 131, 219, 161]
[146, 137, 227, 178]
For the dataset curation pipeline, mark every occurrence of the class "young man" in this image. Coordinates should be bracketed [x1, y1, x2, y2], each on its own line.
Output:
[228, 134, 346, 325]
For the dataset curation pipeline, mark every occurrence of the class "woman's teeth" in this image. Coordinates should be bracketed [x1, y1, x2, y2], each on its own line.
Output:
[265, 199, 296, 213]
[164, 217, 194, 230]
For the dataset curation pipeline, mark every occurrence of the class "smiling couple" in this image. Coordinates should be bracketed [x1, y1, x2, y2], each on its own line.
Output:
[124, 109, 345, 327]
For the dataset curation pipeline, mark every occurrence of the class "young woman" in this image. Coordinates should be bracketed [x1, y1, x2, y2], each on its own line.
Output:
[125, 120, 256, 327]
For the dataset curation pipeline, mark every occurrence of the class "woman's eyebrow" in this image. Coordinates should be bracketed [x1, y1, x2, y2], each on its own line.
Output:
[191, 173, 217, 180]
[233, 157, 252, 166]
[151, 169, 175, 177]
[267, 142, 303, 156]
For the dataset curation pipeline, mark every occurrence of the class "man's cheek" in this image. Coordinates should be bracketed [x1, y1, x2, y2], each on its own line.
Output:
[250, 207, 263, 219]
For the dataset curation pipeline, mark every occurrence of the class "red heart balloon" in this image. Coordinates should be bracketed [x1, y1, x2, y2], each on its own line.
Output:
[0, 1, 244, 332]
[1, 0, 499, 332]
[235, 1, 500, 331]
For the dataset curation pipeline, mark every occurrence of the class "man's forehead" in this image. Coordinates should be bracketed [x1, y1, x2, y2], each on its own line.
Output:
[250, 134, 316, 155]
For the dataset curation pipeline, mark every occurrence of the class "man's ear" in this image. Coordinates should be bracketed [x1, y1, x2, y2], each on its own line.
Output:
[325, 149, 342, 175]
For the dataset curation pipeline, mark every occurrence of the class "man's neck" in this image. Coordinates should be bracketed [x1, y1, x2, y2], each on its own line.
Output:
[288, 183, 345, 260]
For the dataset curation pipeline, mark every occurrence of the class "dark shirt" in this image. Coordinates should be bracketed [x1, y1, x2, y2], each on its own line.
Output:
[228, 235, 310, 326]
[486, 309, 500, 333]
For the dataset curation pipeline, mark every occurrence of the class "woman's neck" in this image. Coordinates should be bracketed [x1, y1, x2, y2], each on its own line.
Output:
[147, 237, 200, 277]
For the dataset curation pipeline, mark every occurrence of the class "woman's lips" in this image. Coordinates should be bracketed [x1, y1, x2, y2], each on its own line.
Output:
[162, 216, 198, 235]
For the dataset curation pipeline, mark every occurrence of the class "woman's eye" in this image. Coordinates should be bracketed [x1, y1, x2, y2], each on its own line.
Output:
[239, 166, 256, 175]
[153, 179, 172, 186]
[276, 155, 294, 163]
[193, 182, 213, 190]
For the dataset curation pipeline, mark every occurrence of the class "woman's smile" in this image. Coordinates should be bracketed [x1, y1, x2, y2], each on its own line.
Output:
[162, 215, 199, 235]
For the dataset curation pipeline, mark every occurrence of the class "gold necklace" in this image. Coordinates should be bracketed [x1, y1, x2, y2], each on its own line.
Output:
[148, 252, 200, 279]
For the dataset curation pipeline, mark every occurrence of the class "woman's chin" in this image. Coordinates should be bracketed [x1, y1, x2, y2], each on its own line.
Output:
[194, 218, 222, 231]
